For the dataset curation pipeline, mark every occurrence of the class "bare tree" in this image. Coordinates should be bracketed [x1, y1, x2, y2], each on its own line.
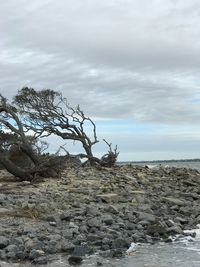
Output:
[14, 87, 119, 166]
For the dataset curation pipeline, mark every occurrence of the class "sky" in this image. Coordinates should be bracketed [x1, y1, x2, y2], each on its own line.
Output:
[0, 0, 200, 161]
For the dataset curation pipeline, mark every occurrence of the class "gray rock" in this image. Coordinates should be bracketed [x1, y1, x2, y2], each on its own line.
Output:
[111, 238, 129, 249]
[167, 225, 183, 235]
[62, 229, 74, 239]
[60, 211, 72, 221]
[101, 214, 114, 225]
[87, 234, 100, 242]
[163, 197, 185, 206]
[72, 245, 92, 256]
[32, 256, 48, 265]
[49, 234, 61, 241]
[96, 193, 119, 203]
[68, 255, 83, 265]
[106, 205, 119, 214]
[0, 194, 6, 204]
[5, 244, 18, 253]
[79, 225, 88, 234]
[87, 217, 101, 228]
[147, 222, 167, 235]
[86, 206, 101, 216]
[138, 212, 156, 223]
[29, 249, 45, 260]
[61, 241, 75, 253]
[0, 236, 9, 249]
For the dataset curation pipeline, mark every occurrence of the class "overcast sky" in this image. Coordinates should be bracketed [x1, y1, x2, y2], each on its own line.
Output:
[1, 0, 200, 161]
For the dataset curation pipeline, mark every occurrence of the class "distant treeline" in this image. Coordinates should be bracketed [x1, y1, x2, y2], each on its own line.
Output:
[119, 159, 200, 164]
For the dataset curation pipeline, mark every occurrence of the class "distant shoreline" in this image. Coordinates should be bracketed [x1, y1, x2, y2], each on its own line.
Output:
[119, 158, 200, 164]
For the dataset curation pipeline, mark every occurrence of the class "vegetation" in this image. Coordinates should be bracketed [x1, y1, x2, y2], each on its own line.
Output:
[0, 88, 119, 181]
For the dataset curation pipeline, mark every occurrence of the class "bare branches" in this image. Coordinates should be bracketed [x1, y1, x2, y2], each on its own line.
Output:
[14, 87, 101, 165]
[99, 139, 119, 167]
[0, 87, 119, 169]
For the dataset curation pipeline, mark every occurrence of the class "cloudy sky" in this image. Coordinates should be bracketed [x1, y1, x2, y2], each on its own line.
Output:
[1, 0, 200, 161]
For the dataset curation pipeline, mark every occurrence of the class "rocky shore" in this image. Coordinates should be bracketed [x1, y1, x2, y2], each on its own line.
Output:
[0, 164, 200, 265]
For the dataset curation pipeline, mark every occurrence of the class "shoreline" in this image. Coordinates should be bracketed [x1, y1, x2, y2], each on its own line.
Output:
[0, 164, 199, 265]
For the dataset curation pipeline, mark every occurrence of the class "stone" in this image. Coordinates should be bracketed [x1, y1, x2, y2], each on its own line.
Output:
[167, 225, 183, 235]
[60, 211, 73, 221]
[62, 229, 74, 239]
[101, 214, 114, 225]
[32, 256, 48, 265]
[68, 255, 83, 265]
[61, 241, 75, 253]
[147, 222, 167, 235]
[5, 244, 18, 253]
[111, 238, 129, 249]
[106, 205, 119, 214]
[163, 197, 185, 206]
[130, 190, 145, 203]
[29, 249, 45, 260]
[0, 236, 9, 249]
[86, 206, 101, 216]
[87, 217, 101, 228]
[96, 194, 119, 203]
[138, 212, 156, 223]
[72, 245, 92, 256]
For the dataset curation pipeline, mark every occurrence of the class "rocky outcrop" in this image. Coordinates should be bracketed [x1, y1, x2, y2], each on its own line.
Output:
[0, 164, 199, 264]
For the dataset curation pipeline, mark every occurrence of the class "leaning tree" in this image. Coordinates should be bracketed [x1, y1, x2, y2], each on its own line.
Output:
[14, 87, 119, 167]
[0, 94, 38, 179]
[0, 94, 70, 181]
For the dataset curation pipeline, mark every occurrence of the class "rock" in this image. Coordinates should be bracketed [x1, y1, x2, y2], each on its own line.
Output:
[5, 244, 18, 253]
[87, 233, 100, 242]
[72, 245, 92, 256]
[0, 194, 5, 204]
[68, 255, 83, 265]
[0, 236, 9, 249]
[61, 241, 75, 253]
[62, 229, 74, 239]
[130, 190, 145, 203]
[87, 217, 101, 228]
[29, 249, 45, 260]
[43, 214, 59, 222]
[106, 205, 119, 214]
[86, 206, 100, 216]
[163, 197, 185, 206]
[138, 212, 156, 223]
[32, 256, 48, 265]
[167, 225, 183, 235]
[0, 208, 12, 215]
[147, 221, 167, 235]
[96, 194, 119, 203]
[60, 211, 73, 221]
[101, 214, 114, 225]
[111, 238, 129, 249]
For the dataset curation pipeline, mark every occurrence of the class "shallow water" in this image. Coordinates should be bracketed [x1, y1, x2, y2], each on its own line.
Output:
[131, 160, 200, 170]
[1, 239, 199, 267]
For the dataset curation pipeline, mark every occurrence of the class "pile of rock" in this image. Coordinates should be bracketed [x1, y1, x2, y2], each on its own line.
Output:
[0, 164, 199, 264]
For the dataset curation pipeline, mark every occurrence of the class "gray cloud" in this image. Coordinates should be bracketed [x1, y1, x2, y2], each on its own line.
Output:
[0, 0, 200, 125]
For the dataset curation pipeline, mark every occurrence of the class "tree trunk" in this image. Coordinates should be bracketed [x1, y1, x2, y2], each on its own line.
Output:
[20, 143, 38, 164]
[82, 143, 99, 165]
[0, 154, 31, 180]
